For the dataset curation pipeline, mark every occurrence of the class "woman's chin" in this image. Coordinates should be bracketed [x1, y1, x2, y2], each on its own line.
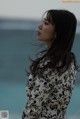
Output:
[37, 36, 42, 41]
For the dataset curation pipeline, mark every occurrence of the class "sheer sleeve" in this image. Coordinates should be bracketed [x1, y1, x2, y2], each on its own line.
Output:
[22, 68, 59, 119]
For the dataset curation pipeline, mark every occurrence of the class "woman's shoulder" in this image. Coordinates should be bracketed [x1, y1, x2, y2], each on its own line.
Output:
[38, 56, 50, 68]
[29, 57, 77, 79]
[58, 61, 77, 80]
[69, 61, 77, 76]
[67, 61, 77, 73]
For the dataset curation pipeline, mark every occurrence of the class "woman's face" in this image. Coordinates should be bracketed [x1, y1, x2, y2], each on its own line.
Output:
[37, 17, 56, 47]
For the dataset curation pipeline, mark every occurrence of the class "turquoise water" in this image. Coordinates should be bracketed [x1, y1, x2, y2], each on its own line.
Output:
[0, 30, 80, 119]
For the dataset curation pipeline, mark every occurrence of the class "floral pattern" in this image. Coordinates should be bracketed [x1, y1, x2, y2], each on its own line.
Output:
[22, 58, 77, 119]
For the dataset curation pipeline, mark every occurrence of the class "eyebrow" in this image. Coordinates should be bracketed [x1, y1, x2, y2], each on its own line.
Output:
[43, 18, 49, 22]
[44, 18, 48, 20]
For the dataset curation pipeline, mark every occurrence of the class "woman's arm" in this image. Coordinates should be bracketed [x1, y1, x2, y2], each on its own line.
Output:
[22, 68, 59, 119]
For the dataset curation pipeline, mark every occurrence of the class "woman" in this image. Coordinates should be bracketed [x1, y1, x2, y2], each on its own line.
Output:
[22, 9, 79, 119]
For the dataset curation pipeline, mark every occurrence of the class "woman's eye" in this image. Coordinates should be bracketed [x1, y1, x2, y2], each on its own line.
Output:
[42, 20, 49, 25]
[44, 21, 49, 25]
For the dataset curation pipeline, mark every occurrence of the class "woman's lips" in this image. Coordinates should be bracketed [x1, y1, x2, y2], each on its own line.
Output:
[37, 31, 41, 35]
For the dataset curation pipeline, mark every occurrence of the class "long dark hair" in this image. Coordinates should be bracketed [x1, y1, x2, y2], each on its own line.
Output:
[26, 9, 79, 77]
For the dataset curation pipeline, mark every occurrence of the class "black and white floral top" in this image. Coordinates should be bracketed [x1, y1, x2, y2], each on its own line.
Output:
[22, 57, 77, 119]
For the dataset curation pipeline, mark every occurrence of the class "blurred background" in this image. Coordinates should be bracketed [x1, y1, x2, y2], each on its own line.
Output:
[0, 0, 80, 119]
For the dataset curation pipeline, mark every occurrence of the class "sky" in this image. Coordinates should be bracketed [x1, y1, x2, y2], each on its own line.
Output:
[0, 0, 80, 21]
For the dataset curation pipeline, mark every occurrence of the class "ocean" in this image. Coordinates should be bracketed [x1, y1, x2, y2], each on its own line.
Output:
[0, 29, 80, 119]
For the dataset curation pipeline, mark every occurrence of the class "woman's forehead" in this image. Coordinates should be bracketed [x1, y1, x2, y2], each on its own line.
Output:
[42, 13, 51, 21]
[41, 11, 55, 24]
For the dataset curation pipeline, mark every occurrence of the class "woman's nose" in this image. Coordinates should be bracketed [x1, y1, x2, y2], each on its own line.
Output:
[38, 23, 42, 30]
